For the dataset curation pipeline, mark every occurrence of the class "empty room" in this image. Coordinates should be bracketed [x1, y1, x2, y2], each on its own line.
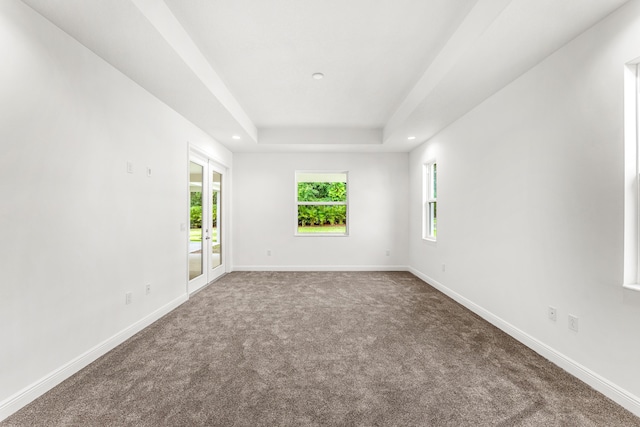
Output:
[2, 0, 640, 425]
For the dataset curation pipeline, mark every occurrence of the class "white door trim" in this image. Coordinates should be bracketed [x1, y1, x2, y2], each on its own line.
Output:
[187, 147, 228, 295]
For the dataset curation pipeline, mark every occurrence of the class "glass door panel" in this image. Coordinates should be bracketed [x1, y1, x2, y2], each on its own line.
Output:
[189, 152, 226, 294]
[189, 161, 204, 280]
[211, 171, 222, 269]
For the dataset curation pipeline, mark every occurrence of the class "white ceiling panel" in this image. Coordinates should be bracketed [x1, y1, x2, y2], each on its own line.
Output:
[164, 0, 478, 128]
[19, 0, 632, 152]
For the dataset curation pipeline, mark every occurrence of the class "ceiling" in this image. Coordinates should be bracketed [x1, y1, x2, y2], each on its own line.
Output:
[21, 0, 630, 152]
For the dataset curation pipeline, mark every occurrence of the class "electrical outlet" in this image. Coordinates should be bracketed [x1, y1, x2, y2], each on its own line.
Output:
[145, 284, 151, 295]
[146, 166, 152, 177]
[125, 292, 132, 305]
[126, 161, 133, 174]
[442, 264, 446, 272]
[385, 250, 390, 256]
[548, 306, 557, 321]
[568, 314, 579, 332]
[267, 250, 272, 256]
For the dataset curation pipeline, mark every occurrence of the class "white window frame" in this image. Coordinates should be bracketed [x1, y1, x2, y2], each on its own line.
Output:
[623, 60, 640, 291]
[295, 171, 349, 237]
[423, 162, 437, 241]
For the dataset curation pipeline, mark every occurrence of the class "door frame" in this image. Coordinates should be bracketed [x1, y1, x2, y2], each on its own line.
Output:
[188, 145, 229, 295]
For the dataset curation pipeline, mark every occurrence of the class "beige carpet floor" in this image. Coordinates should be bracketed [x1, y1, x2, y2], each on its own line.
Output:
[3, 271, 639, 426]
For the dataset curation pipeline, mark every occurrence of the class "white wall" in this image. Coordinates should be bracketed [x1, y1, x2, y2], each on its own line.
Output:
[409, 0, 640, 413]
[232, 152, 409, 270]
[0, 0, 231, 417]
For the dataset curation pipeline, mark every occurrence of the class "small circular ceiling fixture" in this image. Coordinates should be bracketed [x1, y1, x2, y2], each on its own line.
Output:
[408, 136, 416, 140]
[312, 72, 324, 80]
[232, 135, 241, 140]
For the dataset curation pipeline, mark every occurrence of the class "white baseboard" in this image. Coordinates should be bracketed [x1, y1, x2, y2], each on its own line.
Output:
[0, 294, 188, 422]
[232, 265, 410, 272]
[408, 267, 640, 418]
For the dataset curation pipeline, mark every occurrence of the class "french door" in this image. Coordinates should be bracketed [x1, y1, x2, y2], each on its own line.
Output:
[188, 153, 225, 294]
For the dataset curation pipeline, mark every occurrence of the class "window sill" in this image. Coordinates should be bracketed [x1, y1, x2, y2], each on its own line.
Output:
[623, 283, 640, 292]
[422, 237, 437, 243]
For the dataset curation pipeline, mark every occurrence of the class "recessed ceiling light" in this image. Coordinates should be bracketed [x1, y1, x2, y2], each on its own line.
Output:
[232, 135, 241, 140]
[312, 72, 324, 80]
[408, 136, 416, 140]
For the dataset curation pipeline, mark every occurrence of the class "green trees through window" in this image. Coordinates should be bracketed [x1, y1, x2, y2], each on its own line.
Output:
[297, 182, 347, 226]
[190, 191, 217, 229]
[296, 172, 348, 235]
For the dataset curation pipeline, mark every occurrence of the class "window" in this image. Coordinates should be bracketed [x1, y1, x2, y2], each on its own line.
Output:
[423, 162, 437, 240]
[296, 171, 348, 236]
[624, 61, 640, 291]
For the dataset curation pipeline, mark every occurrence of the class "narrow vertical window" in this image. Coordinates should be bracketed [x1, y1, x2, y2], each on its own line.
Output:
[423, 162, 437, 240]
[296, 171, 348, 236]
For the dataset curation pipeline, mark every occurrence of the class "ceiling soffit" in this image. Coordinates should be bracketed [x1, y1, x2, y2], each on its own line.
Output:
[20, 0, 631, 151]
